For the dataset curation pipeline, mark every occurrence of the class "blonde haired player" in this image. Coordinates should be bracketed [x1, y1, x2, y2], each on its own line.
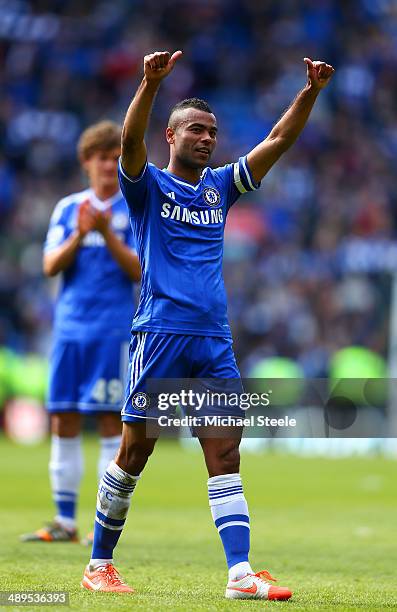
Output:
[22, 121, 140, 543]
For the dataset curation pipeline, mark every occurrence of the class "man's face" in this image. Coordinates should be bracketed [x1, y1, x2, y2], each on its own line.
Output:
[167, 108, 218, 170]
[83, 147, 120, 193]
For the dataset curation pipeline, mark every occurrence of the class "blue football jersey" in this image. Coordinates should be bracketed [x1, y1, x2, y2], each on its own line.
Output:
[44, 188, 136, 340]
[118, 156, 259, 338]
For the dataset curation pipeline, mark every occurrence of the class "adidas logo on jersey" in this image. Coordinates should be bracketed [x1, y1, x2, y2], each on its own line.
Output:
[167, 191, 176, 199]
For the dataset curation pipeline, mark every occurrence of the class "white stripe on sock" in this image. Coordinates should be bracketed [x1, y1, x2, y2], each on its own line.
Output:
[94, 516, 124, 531]
[218, 521, 250, 533]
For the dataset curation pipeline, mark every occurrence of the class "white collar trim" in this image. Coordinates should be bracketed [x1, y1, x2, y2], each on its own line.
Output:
[163, 167, 208, 191]
[89, 189, 122, 210]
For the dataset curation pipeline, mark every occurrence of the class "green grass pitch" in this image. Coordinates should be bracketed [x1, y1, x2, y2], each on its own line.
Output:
[1, 435, 397, 611]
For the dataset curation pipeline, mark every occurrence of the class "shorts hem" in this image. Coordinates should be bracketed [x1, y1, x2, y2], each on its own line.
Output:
[47, 402, 121, 414]
[131, 327, 232, 339]
[121, 413, 158, 422]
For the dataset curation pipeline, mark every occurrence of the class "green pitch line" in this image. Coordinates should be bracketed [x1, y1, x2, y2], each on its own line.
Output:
[1, 435, 396, 611]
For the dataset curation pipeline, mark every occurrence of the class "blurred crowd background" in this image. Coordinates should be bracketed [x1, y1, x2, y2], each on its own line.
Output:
[1, 0, 397, 389]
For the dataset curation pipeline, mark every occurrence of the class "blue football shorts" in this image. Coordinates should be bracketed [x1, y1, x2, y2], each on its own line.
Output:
[121, 332, 244, 423]
[47, 336, 129, 414]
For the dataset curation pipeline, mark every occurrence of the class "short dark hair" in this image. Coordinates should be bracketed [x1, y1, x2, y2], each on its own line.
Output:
[168, 98, 213, 129]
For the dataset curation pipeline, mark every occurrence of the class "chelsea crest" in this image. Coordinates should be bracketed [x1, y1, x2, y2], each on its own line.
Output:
[203, 187, 221, 207]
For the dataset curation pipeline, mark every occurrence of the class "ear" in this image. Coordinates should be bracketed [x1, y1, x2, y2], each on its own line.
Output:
[166, 126, 175, 145]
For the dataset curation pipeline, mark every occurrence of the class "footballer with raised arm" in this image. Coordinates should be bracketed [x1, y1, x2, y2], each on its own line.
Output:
[81, 53, 334, 599]
[21, 121, 141, 545]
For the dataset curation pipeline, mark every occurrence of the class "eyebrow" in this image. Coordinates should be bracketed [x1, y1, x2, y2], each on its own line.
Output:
[188, 122, 218, 133]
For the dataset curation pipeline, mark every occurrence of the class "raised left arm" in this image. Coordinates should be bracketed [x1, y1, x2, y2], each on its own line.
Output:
[247, 58, 334, 184]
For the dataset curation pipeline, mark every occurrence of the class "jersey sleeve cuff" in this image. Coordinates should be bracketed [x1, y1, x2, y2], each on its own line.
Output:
[233, 156, 261, 194]
[43, 244, 59, 253]
[118, 158, 148, 183]
[44, 225, 66, 252]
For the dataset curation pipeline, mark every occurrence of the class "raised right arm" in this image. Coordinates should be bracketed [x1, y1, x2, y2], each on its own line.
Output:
[120, 50, 182, 177]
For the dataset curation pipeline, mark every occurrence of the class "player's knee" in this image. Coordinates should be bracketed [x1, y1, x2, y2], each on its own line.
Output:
[212, 443, 240, 475]
[97, 412, 122, 437]
[51, 413, 81, 437]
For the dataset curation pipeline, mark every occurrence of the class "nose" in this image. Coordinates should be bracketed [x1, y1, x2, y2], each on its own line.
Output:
[201, 132, 213, 145]
[105, 160, 117, 170]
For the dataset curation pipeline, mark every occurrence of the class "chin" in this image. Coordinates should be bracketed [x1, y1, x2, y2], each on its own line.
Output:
[179, 154, 208, 170]
[102, 179, 118, 189]
[190, 158, 209, 170]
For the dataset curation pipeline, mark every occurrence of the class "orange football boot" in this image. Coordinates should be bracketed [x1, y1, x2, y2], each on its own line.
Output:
[81, 563, 134, 593]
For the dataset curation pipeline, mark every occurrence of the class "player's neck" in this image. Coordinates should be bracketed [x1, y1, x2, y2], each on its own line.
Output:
[91, 185, 119, 201]
[166, 161, 202, 185]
